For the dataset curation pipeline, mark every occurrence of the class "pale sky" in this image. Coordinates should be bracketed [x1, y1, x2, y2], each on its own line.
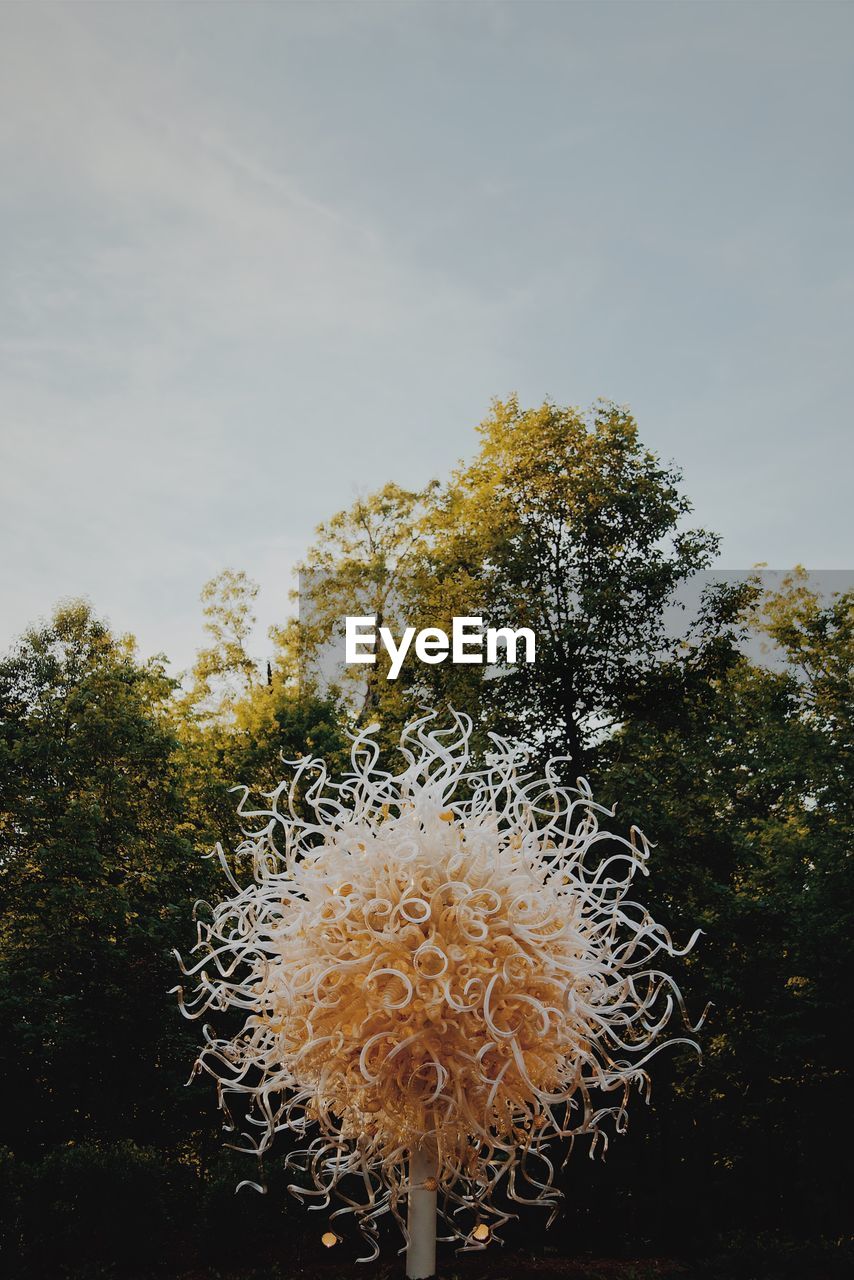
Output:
[1, 1, 852, 673]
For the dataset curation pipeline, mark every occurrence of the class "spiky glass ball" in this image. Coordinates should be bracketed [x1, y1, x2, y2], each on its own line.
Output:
[175, 713, 700, 1259]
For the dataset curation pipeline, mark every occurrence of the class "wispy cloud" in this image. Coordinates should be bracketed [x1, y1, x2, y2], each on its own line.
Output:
[1, 2, 852, 670]
[0, 4, 499, 666]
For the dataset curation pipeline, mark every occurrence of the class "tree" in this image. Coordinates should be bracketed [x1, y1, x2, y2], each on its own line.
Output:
[187, 568, 260, 719]
[593, 577, 853, 1244]
[0, 601, 206, 1156]
[179, 576, 349, 855]
[423, 397, 724, 769]
[178, 569, 263, 850]
[296, 482, 436, 729]
[757, 567, 852, 799]
[294, 400, 744, 771]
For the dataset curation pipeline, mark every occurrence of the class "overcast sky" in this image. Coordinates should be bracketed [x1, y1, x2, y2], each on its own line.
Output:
[1, 1, 852, 672]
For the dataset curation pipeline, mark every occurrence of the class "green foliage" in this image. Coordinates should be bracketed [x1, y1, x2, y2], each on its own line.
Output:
[0, 602, 209, 1158]
[186, 568, 261, 718]
[16, 1140, 172, 1270]
[423, 397, 724, 766]
[595, 584, 853, 1243]
[296, 399, 737, 769]
[0, 402, 850, 1275]
[296, 481, 436, 732]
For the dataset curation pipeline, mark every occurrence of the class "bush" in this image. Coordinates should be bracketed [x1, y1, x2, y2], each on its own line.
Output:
[15, 1141, 171, 1274]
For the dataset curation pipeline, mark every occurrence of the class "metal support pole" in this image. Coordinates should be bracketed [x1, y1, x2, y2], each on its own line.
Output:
[406, 1140, 438, 1279]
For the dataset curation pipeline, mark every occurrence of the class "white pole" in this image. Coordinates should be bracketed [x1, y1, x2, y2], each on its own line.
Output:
[406, 1140, 438, 1279]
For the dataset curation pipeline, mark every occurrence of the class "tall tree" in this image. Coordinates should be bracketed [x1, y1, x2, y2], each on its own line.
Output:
[187, 568, 260, 718]
[179, 575, 348, 854]
[425, 397, 723, 768]
[294, 400, 740, 769]
[296, 482, 436, 728]
[0, 602, 205, 1155]
[178, 570, 263, 850]
[594, 578, 853, 1243]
